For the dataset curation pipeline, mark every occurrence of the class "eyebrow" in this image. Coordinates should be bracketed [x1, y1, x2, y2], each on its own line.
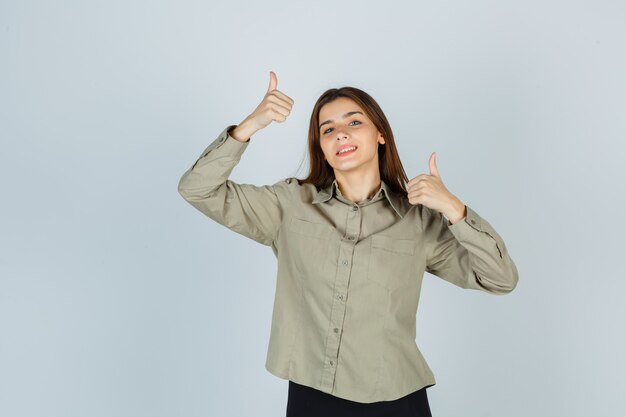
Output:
[319, 111, 364, 130]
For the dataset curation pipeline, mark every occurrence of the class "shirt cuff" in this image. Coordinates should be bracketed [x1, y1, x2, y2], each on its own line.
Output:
[447, 205, 482, 232]
[198, 124, 250, 159]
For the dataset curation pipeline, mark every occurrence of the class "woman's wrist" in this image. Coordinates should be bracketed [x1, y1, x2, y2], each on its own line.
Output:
[445, 199, 467, 225]
[230, 119, 260, 142]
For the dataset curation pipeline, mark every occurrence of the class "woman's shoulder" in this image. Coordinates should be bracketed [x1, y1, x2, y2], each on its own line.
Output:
[272, 176, 305, 188]
[269, 176, 316, 197]
[272, 177, 319, 191]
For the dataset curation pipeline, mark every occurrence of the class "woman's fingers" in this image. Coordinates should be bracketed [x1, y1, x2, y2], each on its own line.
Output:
[266, 71, 294, 105]
[267, 89, 294, 107]
[267, 71, 278, 93]
[267, 101, 291, 117]
[265, 93, 293, 112]
[268, 108, 288, 122]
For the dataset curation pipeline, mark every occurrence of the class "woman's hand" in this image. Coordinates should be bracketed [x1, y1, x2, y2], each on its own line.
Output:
[407, 152, 467, 224]
[230, 71, 295, 141]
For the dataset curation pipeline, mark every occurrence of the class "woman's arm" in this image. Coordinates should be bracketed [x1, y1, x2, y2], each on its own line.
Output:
[178, 71, 295, 247]
[422, 204, 519, 295]
[177, 124, 289, 246]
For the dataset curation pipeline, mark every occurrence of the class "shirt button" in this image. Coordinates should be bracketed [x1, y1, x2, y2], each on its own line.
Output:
[342, 260, 348, 266]
[334, 328, 339, 333]
[351, 206, 358, 211]
[471, 219, 476, 224]
[330, 360, 334, 366]
[348, 236, 355, 241]
[338, 294, 344, 300]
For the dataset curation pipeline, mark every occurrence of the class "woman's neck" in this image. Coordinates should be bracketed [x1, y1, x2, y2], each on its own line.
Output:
[334, 172, 382, 204]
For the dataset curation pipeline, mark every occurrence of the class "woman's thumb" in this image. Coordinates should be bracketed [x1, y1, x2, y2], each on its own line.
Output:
[267, 71, 278, 93]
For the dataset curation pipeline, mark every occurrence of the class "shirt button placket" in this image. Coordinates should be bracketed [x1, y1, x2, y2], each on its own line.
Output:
[320, 204, 361, 393]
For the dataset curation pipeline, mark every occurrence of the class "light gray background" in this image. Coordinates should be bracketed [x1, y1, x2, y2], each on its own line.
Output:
[1, 1, 625, 416]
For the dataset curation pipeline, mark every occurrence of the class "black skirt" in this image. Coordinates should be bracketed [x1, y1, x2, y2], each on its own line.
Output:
[286, 380, 433, 417]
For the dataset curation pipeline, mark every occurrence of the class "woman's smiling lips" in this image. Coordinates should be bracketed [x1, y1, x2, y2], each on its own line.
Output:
[336, 145, 358, 156]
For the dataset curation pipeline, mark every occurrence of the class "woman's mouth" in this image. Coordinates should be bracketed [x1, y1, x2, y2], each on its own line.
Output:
[336, 146, 358, 157]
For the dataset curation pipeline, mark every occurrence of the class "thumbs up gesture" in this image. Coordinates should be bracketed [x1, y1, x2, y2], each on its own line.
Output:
[230, 71, 295, 141]
[407, 152, 467, 224]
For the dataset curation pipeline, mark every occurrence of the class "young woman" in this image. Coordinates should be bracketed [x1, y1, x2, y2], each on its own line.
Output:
[178, 71, 519, 417]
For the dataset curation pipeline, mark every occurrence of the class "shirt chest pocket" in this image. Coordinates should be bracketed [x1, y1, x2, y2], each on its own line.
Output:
[366, 234, 417, 290]
[287, 217, 334, 278]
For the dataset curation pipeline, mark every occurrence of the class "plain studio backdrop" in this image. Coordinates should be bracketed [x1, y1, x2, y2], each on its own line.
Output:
[1, 1, 625, 416]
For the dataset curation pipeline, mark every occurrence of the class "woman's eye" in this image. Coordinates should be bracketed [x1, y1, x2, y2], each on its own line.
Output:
[323, 120, 361, 135]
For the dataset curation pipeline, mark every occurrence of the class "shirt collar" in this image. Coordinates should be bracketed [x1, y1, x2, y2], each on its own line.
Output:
[312, 178, 406, 219]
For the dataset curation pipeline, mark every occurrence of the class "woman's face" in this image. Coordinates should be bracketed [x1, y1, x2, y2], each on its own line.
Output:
[318, 97, 385, 176]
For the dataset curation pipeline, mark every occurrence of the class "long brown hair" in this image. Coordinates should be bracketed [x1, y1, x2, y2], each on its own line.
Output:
[295, 86, 409, 196]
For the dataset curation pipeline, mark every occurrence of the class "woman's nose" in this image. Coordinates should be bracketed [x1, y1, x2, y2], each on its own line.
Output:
[335, 130, 348, 140]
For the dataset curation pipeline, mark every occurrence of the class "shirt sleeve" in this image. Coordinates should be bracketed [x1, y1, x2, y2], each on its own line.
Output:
[177, 124, 286, 246]
[422, 204, 519, 295]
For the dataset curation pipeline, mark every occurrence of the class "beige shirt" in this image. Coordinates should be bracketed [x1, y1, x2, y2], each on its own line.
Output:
[178, 124, 519, 403]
